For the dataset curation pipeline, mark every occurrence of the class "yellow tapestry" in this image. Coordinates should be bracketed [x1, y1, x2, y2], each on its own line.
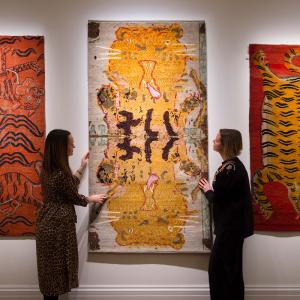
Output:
[88, 21, 209, 252]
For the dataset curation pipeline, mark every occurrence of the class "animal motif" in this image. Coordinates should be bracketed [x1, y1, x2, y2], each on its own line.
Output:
[251, 49, 300, 219]
[0, 160, 42, 217]
[0, 46, 44, 116]
[92, 24, 207, 250]
[0, 37, 44, 236]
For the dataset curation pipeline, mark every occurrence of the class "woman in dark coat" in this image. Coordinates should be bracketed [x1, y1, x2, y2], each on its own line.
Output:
[36, 129, 106, 300]
[198, 129, 254, 300]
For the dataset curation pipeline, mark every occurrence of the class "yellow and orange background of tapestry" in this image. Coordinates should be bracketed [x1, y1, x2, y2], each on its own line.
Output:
[250, 44, 300, 230]
[88, 22, 209, 252]
[0, 36, 45, 236]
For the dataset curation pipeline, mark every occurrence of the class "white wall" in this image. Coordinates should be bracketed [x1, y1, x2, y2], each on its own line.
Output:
[0, 0, 299, 299]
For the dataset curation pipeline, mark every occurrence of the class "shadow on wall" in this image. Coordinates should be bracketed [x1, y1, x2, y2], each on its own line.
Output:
[88, 252, 210, 271]
[254, 231, 300, 238]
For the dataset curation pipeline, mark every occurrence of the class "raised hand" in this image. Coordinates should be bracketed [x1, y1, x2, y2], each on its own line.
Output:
[81, 151, 90, 169]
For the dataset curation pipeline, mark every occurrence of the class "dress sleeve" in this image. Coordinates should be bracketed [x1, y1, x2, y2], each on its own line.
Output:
[73, 174, 80, 187]
[204, 190, 214, 202]
[58, 171, 88, 207]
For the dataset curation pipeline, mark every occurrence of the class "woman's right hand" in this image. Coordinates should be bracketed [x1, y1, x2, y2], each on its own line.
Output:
[87, 194, 107, 204]
[198, 178, 213, 193]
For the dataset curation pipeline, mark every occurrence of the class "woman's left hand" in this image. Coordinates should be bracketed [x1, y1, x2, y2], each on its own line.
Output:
[198, 178, 213, 193]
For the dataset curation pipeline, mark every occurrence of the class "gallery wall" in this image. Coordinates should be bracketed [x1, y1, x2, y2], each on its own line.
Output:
[0, 0, 299, 299]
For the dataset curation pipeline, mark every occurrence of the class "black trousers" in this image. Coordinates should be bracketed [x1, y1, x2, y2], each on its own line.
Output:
[209, 231, 245, 300]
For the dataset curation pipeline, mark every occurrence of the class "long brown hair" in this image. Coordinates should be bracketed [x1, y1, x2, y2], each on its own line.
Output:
[219, 129, 243, 159]
[42, 129, 72, 178]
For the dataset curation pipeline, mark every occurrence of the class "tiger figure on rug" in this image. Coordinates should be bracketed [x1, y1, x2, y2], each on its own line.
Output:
[91, 23, 208, 250]
[251, 49, 300, 219]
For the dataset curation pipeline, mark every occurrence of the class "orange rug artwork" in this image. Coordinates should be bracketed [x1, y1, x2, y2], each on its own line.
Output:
[0, 36, 45, 236]
[250, 44, 300, 230]
[88, 22, 210, 253]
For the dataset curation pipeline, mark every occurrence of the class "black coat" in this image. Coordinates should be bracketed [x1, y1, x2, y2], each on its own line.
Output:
[205, 157, 254, 237]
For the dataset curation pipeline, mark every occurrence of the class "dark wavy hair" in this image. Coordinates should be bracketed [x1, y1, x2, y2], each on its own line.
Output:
[220, 129, 243, 159]
[42, 129, 72, 178]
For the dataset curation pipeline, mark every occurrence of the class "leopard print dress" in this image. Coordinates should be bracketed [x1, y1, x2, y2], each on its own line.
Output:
[35, 170, 88, 296]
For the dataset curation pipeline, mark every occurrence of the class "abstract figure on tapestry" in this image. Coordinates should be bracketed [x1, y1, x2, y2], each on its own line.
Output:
[88, 22, 209, 252]
[250, 44, 300, 230]
[0, 36, 45, 236]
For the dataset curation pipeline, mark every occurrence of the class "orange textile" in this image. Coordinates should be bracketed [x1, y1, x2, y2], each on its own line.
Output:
[250, 44, 300, 230]
[0, 36, 45, 236]
[88, 22, 210, 253]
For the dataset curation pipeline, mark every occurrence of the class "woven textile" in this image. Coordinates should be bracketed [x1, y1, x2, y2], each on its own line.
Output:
[88, 21, 210, 252]
[250, 44, 300, 230]
[0, 36, 45, 236]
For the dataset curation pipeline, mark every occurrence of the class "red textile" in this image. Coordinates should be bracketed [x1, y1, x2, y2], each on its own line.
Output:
[0, 36, 45, 236]
[249, 44, 300, 230]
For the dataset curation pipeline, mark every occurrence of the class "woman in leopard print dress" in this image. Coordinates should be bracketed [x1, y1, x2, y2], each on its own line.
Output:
[36, 129, 106, 300]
